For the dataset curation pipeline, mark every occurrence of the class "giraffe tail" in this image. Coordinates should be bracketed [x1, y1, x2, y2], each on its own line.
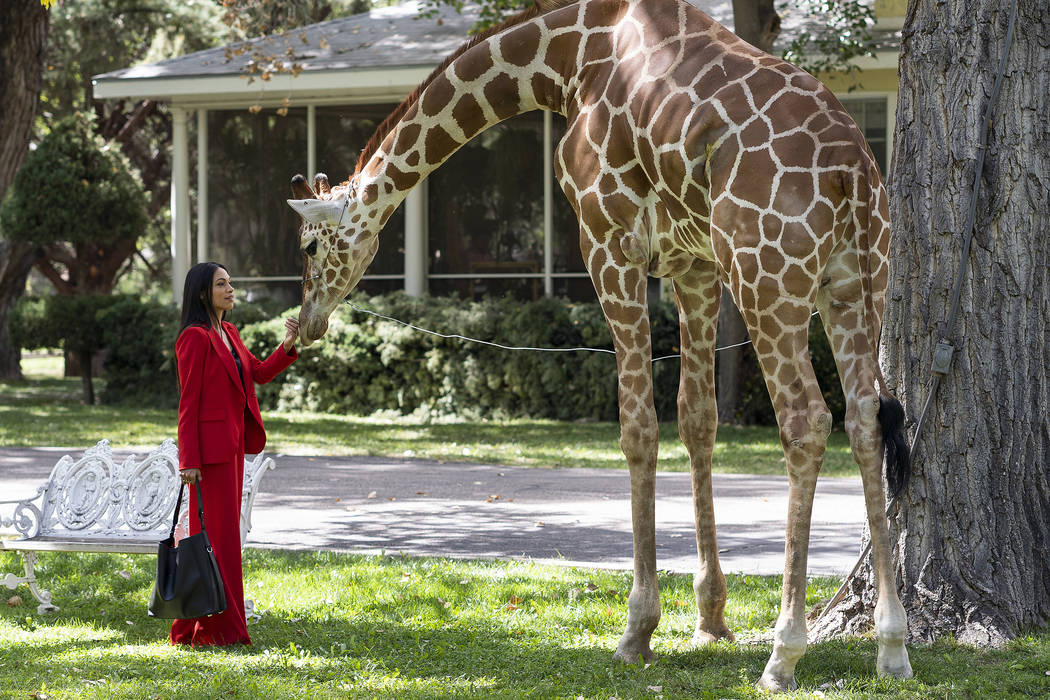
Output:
[878, 395, 910, 498]
[851, 158, 911, 499]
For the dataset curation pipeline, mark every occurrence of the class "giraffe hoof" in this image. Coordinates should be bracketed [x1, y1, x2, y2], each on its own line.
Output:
[756, 671, 797, 692]
[877, 648, 913, 679]
[612, 636, 656, 665]
[691, 625, 735, 646]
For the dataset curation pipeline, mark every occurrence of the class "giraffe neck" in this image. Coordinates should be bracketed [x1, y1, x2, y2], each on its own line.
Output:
[352, 7, 577, 226]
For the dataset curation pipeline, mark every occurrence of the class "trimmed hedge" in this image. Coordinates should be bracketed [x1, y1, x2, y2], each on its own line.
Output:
[239, 292, 845, 424]
[14, 291, 845, 424]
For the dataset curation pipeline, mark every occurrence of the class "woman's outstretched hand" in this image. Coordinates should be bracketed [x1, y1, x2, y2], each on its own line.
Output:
[282, 317, 300, 352]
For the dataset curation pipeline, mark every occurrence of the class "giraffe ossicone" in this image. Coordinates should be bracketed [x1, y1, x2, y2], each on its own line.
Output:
[287, 0, 912, 690]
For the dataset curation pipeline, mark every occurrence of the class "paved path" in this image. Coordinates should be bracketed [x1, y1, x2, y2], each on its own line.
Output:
[0, 447, 866, 576]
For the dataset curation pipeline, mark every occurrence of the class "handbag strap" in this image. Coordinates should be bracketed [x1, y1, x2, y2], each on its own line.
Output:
[167, 480, 209, 540]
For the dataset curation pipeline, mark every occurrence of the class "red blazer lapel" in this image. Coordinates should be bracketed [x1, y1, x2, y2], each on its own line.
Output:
[208, 326, 246, 398]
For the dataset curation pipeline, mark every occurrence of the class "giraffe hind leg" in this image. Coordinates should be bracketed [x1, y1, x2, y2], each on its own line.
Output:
[817, 263, 912, 679]
[749, 316, 830, 691]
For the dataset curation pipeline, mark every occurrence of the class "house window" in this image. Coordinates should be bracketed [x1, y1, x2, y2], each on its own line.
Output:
[839, 97, 889, 176]
[427, 112, 546, 301]
[315, 104, 405, 296]
[206, 108, 308, 309]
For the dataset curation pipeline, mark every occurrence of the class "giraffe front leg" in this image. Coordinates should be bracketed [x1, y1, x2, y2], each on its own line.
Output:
[612, 405, 661, 664]
[583, 240, 662, 665]
[673, 264, 733, 646]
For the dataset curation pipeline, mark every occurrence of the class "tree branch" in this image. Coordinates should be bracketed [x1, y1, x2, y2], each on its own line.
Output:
[114, 100, 156, 143]
[35, 258, 75, 295]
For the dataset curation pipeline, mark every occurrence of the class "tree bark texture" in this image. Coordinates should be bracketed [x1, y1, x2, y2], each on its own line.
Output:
[0, 0, 48, 380]
[716, 288, 748, 422]
[817, 0, 1050, 646]
[0, 240, 38, 379]
[731, 0, 780, 54]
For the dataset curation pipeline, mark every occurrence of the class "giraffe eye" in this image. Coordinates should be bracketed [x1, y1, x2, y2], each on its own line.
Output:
[304, 240, 318, 257]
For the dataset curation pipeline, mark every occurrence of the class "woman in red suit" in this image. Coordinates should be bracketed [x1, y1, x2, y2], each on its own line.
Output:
[172, 261, 299, 646]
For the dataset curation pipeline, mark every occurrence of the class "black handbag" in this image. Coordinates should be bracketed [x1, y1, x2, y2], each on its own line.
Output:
[148, 481, 227, 619]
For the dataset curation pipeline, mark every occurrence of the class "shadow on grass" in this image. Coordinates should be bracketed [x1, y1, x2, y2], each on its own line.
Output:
[2, 551, 1048, 698]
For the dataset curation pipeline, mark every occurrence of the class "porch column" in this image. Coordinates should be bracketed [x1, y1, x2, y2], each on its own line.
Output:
[196, 109, 208, 263]
[307, 104, 316, 181]
[543, 110, 553, 297]
[171, 107, 191, 303]
[404, 180, 427, 296]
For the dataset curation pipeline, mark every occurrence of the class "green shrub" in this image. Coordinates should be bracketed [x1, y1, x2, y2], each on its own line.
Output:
[95, 298, 289, 407]
[18, 291, 844, 424]
[239, 292, 843, 424]
[0, 115, 147, 247]
[97, 296, 180, 407]
[11, 294, 126, 403]
[10, 297, 49, 351]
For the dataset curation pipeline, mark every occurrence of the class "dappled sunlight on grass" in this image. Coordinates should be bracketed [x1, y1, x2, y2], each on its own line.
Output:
[1, 549, 1047, 698]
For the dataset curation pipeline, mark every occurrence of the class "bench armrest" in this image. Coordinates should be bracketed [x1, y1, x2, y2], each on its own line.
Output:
[240, 454, 276, 546]
[0, 486, 47, 539]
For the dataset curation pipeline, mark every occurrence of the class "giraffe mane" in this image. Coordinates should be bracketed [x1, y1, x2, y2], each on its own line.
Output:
[351, 0, 579, 178]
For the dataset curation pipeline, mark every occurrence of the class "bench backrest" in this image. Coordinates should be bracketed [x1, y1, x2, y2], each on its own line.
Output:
[12, 439, 272, 545]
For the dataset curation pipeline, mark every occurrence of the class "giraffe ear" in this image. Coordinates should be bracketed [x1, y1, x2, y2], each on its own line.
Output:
[290, 174, 317, 199]
[286, 197, 345, 226]
[313, 173, 331, 195]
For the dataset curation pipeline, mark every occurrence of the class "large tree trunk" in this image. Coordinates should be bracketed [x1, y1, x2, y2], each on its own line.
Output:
[0, 0, 48, 380]
[815, 0, 1050, 645]
[731, 0, 780, 54]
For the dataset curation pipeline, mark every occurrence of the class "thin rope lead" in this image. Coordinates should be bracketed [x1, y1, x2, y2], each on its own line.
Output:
[813, 0, 1019, 628]
[342, 298, 763, 362]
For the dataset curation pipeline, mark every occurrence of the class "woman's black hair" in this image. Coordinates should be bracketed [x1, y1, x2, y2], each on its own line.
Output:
[180, 262, 230, 334]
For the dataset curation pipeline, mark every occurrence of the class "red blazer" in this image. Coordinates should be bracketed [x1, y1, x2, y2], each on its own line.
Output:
[176, 321, 297, 471]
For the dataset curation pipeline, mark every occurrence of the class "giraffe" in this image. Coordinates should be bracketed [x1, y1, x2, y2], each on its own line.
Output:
[286, 0, 913, 690]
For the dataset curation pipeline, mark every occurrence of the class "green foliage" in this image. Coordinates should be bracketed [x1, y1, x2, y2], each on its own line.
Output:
[11, 291, 844, 423]
[44, 295, 124, 355]
[96, 296, 181, 407]
[417, 0, 531, 32]
[94, 296, 281, 406]
[42, 0, 229, 118]
[8, 297, 49, 351]
[13, 295, 123, 355]
[0, 115, 148, 248]
[239, 292, 844, 424]
[779, 0, 878, 87]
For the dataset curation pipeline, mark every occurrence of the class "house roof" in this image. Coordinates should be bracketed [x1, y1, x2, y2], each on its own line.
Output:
[92, 0, 899, 106]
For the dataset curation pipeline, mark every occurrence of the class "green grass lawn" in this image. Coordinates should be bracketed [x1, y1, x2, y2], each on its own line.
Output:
[4, 361, 1050, 697]
[0, 356, 857, 477]
[1, 549, 1047, 699]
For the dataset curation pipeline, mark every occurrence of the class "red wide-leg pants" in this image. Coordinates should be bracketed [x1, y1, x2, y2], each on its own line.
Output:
[170, 453, 251, 646]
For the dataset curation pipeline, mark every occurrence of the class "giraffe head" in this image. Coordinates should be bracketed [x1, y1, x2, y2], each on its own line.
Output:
[287, 173, 381, 346]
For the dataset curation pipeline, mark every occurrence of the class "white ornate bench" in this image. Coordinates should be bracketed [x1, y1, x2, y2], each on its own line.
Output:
[0, 439, 275, 614]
